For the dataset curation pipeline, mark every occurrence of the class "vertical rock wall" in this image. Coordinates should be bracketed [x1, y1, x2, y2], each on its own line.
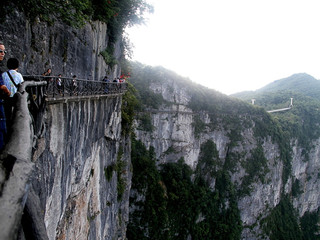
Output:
[0, 10, 130, 239]
[134, 78, 320, 239]
[0, 11, 122, 80]
[33, 96, 131, 240]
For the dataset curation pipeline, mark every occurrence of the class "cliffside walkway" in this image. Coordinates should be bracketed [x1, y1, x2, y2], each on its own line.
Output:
[0, 76, 128, 240]
[24, 75, 128, 100]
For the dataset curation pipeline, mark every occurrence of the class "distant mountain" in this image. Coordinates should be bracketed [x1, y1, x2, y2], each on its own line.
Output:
[232, 73, 320, 100]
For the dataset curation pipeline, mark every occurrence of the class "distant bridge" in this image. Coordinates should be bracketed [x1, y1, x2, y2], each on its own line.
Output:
[267, 107, 292, 113]
[251, 97, 294, 113]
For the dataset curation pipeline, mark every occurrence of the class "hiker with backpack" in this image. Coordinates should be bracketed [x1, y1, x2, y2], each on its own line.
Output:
[2, 58, 24, 128]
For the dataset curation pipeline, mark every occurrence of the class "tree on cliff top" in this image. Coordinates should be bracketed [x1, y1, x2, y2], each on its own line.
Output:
[0, 0, 153, 31]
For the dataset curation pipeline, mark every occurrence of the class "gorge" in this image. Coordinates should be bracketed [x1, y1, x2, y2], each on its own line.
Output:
[1, 3, 320, 240]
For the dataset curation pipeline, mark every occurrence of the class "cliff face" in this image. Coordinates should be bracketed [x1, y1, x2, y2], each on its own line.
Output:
[33, 96, 130, 240]
[0, 11, 130, 239]
[292, 138, 320, 214]
[132, 73, 320, 239]
[2, 9, 320, 240]
[0, 10, 121, 80]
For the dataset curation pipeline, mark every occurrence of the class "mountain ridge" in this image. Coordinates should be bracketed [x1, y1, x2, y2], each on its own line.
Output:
[232, 73, 320, 100]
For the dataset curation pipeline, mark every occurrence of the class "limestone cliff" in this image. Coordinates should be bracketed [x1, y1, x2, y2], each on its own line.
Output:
[0, 10, 122, 80]
[1, 7, 319, 240]
[33, 96, 130, 240]
[130, 64, 320, 239]
[0, 11, 129, 240]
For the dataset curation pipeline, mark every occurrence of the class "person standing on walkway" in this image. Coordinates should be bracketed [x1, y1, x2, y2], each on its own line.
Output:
[2, 58, 24, 127]
[0, 42, 11, 150]
[2, 58, 24, 97]
[42, 68, 52, 77]
[56, 74, 63, 95]
[72, 75, 78, 95]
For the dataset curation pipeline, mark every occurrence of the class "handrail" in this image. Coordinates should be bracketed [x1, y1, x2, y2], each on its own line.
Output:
[23, 75, 128, 98]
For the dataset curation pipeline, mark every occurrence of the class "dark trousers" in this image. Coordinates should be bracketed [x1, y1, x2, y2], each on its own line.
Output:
[0, 100, 7, 150]
[4, 97, 14, 136]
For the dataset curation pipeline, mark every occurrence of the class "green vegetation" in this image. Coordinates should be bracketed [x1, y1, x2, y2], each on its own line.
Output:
[261, 195, 302, 240]
[164, 146, 178, 155]
[124, 61, 320, 239]
[136, 113, 154, 132]
[260, 195, 320, 240]
[239, 145, 269, 196]
[129, 62, 169, 110]
[300, 209, 320, 240]
[129, 61, 293, 186]
[192, 115, 206, 138]
[127, 138, 168, 239]
[231, 74, 320, 187]
[104, 164, 115, 181]
[100, 46, 118, 69]
[1, 0, 153, 71]
[256, 73, 320, 100]
[233, 73, 320, 152]
[121, 81, 139, 136]
[126, 63, 320, 239]
[195, 140, 220, 178]
[128, 138, 242, 240]
[234, 90, 320, 163]
[291, 179, 303, 197]
[116, 148, 126, 201]
[1, 0, 153, 31]
[103, 149, 126, 201]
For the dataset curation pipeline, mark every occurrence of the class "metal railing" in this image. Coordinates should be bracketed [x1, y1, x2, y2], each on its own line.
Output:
[23, 75, 128, 98]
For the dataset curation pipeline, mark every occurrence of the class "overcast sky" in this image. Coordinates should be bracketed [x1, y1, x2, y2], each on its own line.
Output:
[126, 0, 320, 95]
